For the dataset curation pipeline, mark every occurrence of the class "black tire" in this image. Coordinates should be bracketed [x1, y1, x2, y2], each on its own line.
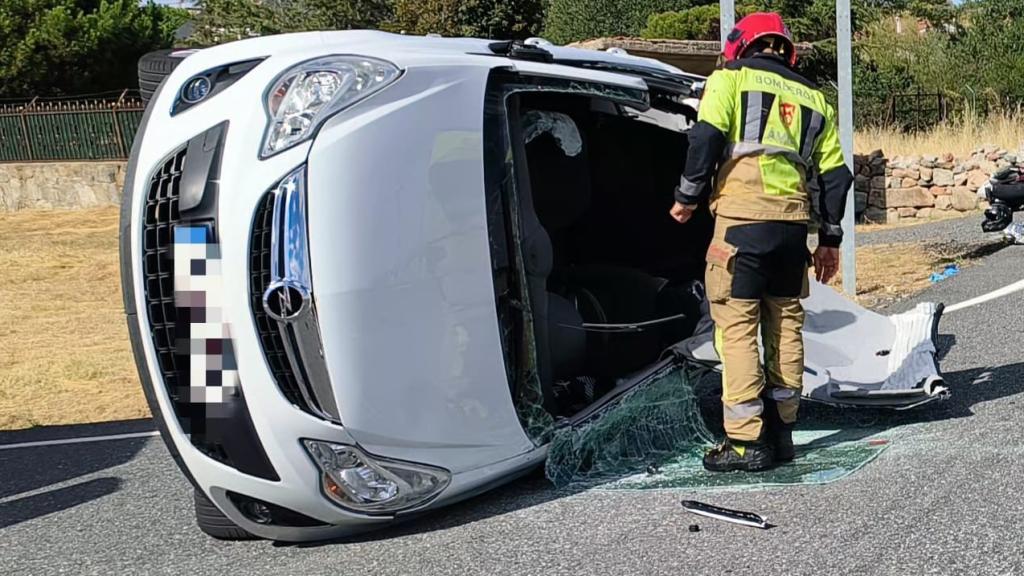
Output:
[193, 490, 258, 541]
[138, 49, 190, 105]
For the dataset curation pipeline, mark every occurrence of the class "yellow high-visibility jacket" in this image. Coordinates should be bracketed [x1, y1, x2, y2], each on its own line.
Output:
[677, 53, 854, 246]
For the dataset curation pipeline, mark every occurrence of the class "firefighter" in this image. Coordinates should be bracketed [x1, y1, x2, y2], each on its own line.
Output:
[670, 12, 853, 472]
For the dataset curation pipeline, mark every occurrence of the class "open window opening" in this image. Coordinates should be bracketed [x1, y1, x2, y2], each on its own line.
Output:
[486, 73, 713, 434]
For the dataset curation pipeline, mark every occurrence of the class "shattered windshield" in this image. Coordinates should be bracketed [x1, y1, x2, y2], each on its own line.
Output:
[546, 362, 715, 487]
[522, 111, 583, 156]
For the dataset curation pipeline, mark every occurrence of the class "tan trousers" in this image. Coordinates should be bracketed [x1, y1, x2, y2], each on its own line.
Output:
[705, 217, 807, 441]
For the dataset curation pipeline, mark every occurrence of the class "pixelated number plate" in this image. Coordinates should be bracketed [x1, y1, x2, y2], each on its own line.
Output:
[173, 226, 239, 404]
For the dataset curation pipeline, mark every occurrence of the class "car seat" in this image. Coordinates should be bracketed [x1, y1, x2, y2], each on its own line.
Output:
[523, 119, 683, 380]
[510, 103, 587, 413]
[517, 105, 705, 410]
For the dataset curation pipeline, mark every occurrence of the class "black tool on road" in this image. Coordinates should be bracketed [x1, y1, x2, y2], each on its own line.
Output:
[681, 500, 771, 529]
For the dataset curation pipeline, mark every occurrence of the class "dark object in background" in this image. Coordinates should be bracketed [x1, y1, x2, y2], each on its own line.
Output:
[981, 167, 1024, 232]
[138, 49, 193, 104]
[689, 524, 701, 533]
[983, 202, 1014, 232]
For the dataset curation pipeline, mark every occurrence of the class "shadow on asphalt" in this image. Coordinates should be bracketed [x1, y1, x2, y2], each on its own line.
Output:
[781, 360, 1024, 452]
[0, 478, 122, 529]
[0, 419, 153, 529]
[0, 439, 146, 501]
[283, 468, 579, 549]
[5, 359, 1018, 543]
[284, 359, 1024, 549]
[935, 334, 957, 362]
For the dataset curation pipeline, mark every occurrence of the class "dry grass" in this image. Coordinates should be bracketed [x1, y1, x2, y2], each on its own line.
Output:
[854, 109, 1024, 157]
[0, 207, 148, 430]
[830, 242, 966, 308]
[855, 208, 979, 233]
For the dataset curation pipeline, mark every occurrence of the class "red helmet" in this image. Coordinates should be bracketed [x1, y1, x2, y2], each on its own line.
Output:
[723, 12, 797, 67]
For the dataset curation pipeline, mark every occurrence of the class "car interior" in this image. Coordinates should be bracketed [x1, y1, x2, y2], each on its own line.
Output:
[502, 90, 714, 417]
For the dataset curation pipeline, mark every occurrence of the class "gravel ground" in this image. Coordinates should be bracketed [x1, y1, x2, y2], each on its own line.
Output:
[2, 243, 1022, 576]
[810, 213, 1003, 257]
[858, 213, 996, 248]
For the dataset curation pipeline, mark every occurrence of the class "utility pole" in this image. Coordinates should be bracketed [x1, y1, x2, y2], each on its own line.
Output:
[720, 0, 736, 46]
[837, 0, 857, 296]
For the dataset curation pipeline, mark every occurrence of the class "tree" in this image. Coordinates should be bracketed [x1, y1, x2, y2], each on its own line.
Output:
[0, 0, 188, 97]
[303, 0, 394, 30]
[388, 0, 544, 39]
[949, 0, 1024, 109]
[191, 0, 544, 42]
[190, 0, 396, 44]
[544, 0, 697, 45]
[189, 0, 285, 44]
[642, 5, 720, 40]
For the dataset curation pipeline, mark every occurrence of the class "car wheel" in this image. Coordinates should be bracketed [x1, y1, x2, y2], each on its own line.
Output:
[193, 489, 258, 541]
[138, 49, 196, 105]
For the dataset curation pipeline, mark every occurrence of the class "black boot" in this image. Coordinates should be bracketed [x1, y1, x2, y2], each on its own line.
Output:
[702, 437, 775, 472]
[763, 399, 795, 463]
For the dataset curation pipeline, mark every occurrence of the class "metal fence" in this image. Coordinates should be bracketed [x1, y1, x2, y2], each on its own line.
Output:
[886, 90, 950, 132]
[0, 91, 145, 163]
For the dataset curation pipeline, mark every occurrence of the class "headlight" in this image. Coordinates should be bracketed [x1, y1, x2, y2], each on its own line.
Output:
[303, 440, 450, 514]
[261, 56, 401, 158]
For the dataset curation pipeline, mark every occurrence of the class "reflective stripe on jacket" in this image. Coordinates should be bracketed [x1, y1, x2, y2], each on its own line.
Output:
[677, 53, 854, 246]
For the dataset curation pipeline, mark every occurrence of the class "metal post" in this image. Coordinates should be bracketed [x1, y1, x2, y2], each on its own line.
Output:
[111, 106, 127, 160]
[111, 89, 129, 159]
[837, 0, 857, 296]
[720, 0, 735, 48]
[18, 97, 37, 162]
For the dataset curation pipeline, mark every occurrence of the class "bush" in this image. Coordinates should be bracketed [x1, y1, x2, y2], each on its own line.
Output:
[389, 0, 544, 39]
[0, 0, 188, 97]
[191, 0, 395, 44]
[543, 0, 696, 45]
[190, 0, 283, 44]
[300, 0, 395, 31]
[949, 0, 1024, 110]
[192, 0, 544, 42]
[642, 5, 720, 40]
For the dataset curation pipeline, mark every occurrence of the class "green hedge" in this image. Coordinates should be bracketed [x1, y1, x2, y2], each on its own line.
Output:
[543, 0, 695, 45]
[641, 5, 720, 40]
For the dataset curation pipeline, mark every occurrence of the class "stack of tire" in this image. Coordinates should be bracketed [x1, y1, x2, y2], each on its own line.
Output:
[137, 49, 197, 106]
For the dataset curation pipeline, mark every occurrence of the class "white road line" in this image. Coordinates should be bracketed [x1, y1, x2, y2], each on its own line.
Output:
[944, 278, 1024, 313]
[0, 431, 159, 451]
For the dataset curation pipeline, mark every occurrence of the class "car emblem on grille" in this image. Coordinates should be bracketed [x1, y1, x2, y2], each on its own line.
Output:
[263, 282, 310, 322]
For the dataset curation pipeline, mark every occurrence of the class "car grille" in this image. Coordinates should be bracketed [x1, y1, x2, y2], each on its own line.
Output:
[137, 132, 280, 482]
[249, 192, 307, 410]
[142, 147, 187, 404]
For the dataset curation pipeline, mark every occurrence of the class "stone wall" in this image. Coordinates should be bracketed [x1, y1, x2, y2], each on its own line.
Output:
[853, 150, 887, 217]
[0, 162, 126, 211]
[0, 150, 1008, 219]
[860, 147, 1012, 224]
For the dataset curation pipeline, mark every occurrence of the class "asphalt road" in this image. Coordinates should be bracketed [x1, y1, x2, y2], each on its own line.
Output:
[2, 231, 1022, 576]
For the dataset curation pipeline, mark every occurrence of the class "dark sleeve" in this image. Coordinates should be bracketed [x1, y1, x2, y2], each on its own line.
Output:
[675, 120, 727, 206]
[816, 165, 855, 247]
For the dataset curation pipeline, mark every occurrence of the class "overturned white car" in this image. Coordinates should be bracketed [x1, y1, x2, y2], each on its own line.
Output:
[120, 31, 946, 542]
